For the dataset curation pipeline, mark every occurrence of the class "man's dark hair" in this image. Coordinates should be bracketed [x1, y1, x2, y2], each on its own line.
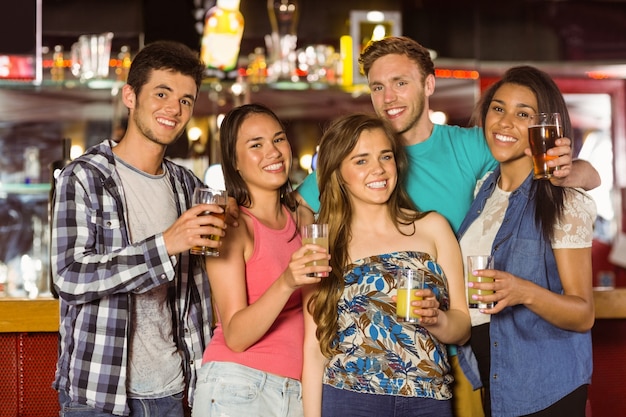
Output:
[126, 40, 205, 97]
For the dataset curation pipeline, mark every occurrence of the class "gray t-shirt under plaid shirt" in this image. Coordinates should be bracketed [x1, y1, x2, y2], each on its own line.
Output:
[115, 156, 185, 398]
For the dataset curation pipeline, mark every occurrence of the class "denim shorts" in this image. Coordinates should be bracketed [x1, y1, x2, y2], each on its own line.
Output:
[192, 361, 303, 417]
[321, 384, 452, 417]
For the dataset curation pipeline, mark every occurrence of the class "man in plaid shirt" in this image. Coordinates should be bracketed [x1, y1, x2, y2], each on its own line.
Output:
[51, 41, 222, 416]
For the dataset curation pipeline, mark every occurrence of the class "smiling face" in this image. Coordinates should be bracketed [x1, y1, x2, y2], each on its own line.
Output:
[484, 82, 537, 172]
[339, 127, 397, 208]
[367, 54, 434, 142]
[127, 68, 197, 148]
[234, 112, 292, 195]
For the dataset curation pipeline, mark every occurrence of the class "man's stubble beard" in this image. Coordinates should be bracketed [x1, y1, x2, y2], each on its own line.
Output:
[132, 106, 185, 148]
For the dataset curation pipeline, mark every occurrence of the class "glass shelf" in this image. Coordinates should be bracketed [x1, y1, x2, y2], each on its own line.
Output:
[0, 75, 373, 123]
[0, 78, 123, 91]
[0, 183, 51, 196]
[0, 76, 368, 94]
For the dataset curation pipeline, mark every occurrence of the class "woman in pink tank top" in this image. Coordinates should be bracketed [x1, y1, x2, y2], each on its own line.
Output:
[192, 103, 331, 417]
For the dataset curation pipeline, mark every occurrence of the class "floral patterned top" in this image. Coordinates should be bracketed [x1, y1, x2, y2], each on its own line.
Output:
[323, 251, 453, 400]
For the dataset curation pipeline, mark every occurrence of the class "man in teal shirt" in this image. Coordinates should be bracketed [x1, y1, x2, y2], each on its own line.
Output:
[296, 37, 599, 233]
[298, 123, 494, 232]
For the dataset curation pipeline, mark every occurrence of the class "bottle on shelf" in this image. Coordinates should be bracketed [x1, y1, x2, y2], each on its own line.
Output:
[200, 0, 245, 78]
[51, 45, 65, 82]
[23, 146, 41, 184]
[116, 45, 132, 82]
[246, 47, 267, 85]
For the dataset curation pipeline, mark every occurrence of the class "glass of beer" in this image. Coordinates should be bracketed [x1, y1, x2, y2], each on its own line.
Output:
[467, 255, 495, 309]
[300, 223, 329, 277]
[528, 112, 562, 179]
[396, 268, 424, 323]
[190, 186, 228, 256]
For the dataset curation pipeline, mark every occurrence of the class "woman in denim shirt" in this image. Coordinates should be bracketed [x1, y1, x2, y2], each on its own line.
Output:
[457, 66, 595, 417]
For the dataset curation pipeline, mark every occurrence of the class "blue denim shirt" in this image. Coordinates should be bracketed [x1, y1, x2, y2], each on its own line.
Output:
[456, 168, 592, 417]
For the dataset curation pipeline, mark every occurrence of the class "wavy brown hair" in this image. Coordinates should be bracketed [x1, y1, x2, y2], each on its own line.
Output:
[308, 113, 426, 357]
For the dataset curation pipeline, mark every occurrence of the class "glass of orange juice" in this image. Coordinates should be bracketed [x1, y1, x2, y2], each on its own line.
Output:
[396, 268, 424, 323]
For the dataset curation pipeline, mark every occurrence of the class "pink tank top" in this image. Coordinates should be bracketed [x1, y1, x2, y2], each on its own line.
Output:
[202, 206, 304, 380]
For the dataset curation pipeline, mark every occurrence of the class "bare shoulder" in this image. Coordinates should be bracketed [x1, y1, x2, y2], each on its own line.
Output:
[295, 204, 316, 228]
[223, 209, 253, 250]
[416, 211, 455, 236]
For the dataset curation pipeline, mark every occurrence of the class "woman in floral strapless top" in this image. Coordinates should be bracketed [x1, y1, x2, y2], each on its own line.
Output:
[302, 114, 471, 417]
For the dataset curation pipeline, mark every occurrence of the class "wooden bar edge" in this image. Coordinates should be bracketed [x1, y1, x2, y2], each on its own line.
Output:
[0, 289, 623, 333]
[0, 297, 59, 333]
[593, 288, 626, 319]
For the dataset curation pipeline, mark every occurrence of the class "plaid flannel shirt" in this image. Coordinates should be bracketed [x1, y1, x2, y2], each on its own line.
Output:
[51, 140, 212, 416]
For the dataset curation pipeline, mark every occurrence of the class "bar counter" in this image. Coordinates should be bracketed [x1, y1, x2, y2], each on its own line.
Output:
[0, 297, 59, 333]
[1, 289, 626, 333]
[0, 291, 625, 417]
[593, 288, 626, 318]
[0, 297, 59, 417]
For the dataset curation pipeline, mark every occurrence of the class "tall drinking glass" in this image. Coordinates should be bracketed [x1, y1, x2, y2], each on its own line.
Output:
[467, 255, 495, 309]
[396, 268, 425, 323]
[190, 186, 228, 257]
[528, 112, 562, 180]
[266, 0, 299, 82]
[300, 223, 328, 277]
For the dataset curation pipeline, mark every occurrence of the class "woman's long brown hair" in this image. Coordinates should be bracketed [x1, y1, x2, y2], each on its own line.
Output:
[309, 113, 426, 357]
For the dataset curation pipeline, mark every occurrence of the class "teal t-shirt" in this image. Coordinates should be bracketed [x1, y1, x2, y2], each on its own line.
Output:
[296, 124, 497, 232]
